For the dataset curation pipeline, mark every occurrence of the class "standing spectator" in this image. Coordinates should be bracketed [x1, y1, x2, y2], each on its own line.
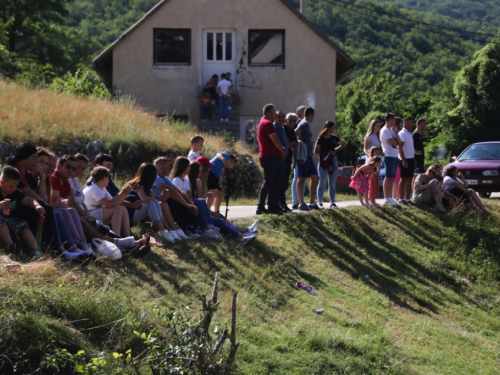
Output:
[188, 135, 204, 162]
[295, 107, 320, 211]
[380, 113, 400, 206]
[398, 117, 415, 204]
[217, 73, 232, 121]
[204, 74, 218, 102]
[200, 91, 212, 122]
[256, 104, 287, 215]
[413, 118, 427, 174]
[314, 121, 346, 208]
[291, 105, 306, 210]
[273, 110, 289, 213]
[350, 157, 382, 206]
[279, 112, 298, 212]
[367, 146, 382, 207]
[226, 72, 234, 110]
[364, 119, 382, 156]
[207, 152, 237, 216]
[392, 118, 403, 201]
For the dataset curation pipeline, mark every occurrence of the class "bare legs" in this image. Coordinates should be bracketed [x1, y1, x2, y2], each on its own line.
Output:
[102, 206, 130, 237]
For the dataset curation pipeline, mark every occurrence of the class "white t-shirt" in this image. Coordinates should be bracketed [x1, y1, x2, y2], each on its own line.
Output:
[380, 126, 398, 157]
[398, 128, 415, 159]
[443, 176, 457, 192]
[172, 176, 191, 194]
[217, 79, 232, 95]
[69, 177, 85, 206]
[83, 183, 112, 211]
[188, 150, 200, 162]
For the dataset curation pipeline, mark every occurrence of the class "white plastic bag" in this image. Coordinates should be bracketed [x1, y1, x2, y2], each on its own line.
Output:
[92, 238, 122, 260]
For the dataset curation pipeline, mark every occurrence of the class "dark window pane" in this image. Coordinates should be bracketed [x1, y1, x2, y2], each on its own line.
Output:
[225, 32, 232, 60]
[207, 32, 213, 61]
[249, 30, 284, 66]
[216, 33, 223, 61]
[154, 29, 191, 65]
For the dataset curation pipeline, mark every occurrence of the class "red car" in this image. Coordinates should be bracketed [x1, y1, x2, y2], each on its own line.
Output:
[337, 166, 354, 186]
[443, 142, 500, 198]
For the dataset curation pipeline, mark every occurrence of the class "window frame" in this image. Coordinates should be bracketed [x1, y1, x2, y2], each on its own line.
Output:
[153, 28, 192, 66]
[248, 29, 285, 68]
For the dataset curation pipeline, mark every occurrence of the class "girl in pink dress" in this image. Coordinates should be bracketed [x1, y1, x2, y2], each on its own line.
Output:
[350, 157, 382, 206]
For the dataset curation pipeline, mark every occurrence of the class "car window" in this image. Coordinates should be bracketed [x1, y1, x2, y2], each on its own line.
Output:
[339, 168, 353, 176]
[459, 144, 500, 160]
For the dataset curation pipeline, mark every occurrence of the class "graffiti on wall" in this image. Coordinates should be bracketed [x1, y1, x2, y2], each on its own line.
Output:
[237, 39, 263, 90]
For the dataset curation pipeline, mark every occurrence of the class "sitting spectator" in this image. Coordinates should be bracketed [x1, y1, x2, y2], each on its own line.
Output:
[188, 135, 204, 162]
[200, 92, 212, 122]
[170, 157, 221, 239]
[443, 166, 486, 212]
[83, 167, 132, 237]
[412, 166, 447, 212]
[127, 163, 184, 244]
[204, 74, 218, 102]
[69, 153, 89, 209]
[0, 166, 45, 259]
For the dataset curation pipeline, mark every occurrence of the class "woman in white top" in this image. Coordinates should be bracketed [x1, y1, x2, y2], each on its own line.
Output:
[364, 119, 382, 156]
[443, 166, 485, 211]
[83, 167, 132, 237]
[170, 157, 221, 239]
[69, 153, 89, 209]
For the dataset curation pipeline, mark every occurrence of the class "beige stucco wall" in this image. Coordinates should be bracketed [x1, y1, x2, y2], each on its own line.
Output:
[112, 0, 337, 137]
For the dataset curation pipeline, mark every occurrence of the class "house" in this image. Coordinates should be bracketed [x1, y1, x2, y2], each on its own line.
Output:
[93, 0, 356, 142]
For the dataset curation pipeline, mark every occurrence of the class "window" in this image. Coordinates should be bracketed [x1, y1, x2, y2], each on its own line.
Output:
[248, 30, 285, 67]
[154, 29, 191, 65]
[206, 32, 233, 61]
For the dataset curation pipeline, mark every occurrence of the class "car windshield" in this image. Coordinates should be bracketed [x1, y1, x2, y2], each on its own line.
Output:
[459, 144, 500, 160]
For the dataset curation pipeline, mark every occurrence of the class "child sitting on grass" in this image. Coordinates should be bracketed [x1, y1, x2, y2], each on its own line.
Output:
[350, 157, 382, 207]
[0, 166, 45, 260]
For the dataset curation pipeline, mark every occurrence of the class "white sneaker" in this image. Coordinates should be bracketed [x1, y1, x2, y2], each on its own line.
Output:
[209, 225, 220, 234]
[220, 118, 224, 121]
[237, 235, 256, 246]
[184, 230, 201, 239]
[175, 229, 190, 240]
[159, 230, 176, 243]
[228, 106, 232, 110]
[79, 246, 94, 256]
[389, 198, 400, 206]
[63, 249, 85, 260]
[205, 229, 223, 240]
[248, 220, 259, 233]
[169, 231, 182, 242]
[383, 199, 392, 205]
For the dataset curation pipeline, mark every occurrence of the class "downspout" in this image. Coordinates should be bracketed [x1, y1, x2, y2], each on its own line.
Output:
[300, 0, 308, 16]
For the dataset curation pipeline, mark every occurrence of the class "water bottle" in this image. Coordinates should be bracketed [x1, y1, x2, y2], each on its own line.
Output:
[296, 281, 317, 295]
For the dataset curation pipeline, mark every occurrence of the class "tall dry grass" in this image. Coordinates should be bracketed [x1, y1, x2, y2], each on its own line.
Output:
[0, 79, 250, 156]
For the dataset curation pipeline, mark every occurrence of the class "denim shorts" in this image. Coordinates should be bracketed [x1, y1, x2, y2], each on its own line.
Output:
[296, 155, 318, 178]
[384, 156, 399, 178]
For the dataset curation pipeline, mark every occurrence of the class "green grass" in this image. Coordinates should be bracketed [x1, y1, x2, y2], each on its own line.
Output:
[1, 202, 500, 374]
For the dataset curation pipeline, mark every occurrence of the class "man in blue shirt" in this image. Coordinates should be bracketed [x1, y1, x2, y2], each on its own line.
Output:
[207, 152, 237, 216]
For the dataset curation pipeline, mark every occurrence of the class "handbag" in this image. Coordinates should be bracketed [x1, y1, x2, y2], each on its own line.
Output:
[92, 238, 122, 260]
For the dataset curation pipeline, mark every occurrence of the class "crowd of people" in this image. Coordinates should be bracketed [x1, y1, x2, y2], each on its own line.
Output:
[1, 141, 258, 261]
[256, 105, 486, 214]
[1, 105, 487, 261]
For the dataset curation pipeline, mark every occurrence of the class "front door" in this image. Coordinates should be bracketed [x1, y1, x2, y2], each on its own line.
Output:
[203, 30, 236, 89]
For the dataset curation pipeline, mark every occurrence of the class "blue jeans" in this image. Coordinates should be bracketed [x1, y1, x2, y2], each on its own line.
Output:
[219, 95, 229, 120]
[291, 167, 305, 205]
[54, 210, 76, 250]
[133, 200, 163, 225]
[201, 106, 212, 120]
[212, 217, 239, 238]
[317, 157, 338, 203]
[193, 199, 212, 228]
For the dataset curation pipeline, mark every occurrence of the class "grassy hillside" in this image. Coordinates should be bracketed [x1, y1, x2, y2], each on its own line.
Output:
[0, 79, 250, 163]
[1, 203, 500, 374]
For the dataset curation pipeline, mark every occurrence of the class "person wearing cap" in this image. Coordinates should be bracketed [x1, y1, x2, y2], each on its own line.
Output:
[206, 152, 237, 217]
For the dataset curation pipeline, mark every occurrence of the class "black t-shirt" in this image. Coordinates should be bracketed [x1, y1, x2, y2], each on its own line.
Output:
[316, 134, 341, 152]
[284, 126, 297, 143]
[413, 131, 424, 159]
[17, 171, 38, 191]
[0, 188, 26, 215]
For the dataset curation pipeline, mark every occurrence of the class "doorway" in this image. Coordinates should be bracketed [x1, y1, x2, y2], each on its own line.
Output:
[203, 30, 236, 89]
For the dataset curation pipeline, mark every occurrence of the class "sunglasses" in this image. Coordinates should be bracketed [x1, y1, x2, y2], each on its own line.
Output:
[65, 165, 77, 171]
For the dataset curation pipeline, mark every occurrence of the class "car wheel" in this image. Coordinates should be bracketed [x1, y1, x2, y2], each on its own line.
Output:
[479, 192, 491, 198]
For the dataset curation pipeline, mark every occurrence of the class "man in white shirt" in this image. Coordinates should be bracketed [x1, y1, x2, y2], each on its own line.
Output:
[217, 73, 232, 121]
[398, 117, 415, 204]
[380, 112, 399, 206]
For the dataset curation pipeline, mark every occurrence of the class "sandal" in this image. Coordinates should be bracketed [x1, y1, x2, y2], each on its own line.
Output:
[133, 244, 151, 258]
[138, 233, 150, 247]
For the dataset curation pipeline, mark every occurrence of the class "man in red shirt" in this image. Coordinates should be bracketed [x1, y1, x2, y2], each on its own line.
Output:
[257, 103, 287, 215]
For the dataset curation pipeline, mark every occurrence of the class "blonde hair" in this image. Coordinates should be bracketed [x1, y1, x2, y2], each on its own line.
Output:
[365, 119, 381, 138]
